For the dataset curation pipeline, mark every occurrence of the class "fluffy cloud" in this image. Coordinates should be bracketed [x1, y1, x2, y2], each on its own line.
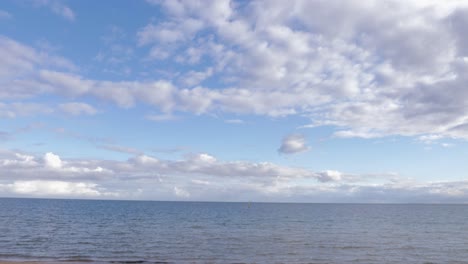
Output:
[3, 1, 468, 140]
[44, 152, 62, 169]
[316, 170, 342, 182]
[127, 153, 332, 181]
[0, 150, 336, 183]
[3, 180, 104, 196]
[278, 134, 310, 154]
[0, 150, 111, 181]
[139, 0, 468, 139]
[0, 35, 76, 99]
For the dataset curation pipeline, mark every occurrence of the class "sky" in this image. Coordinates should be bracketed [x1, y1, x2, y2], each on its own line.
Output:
[1, 0, 468, 202]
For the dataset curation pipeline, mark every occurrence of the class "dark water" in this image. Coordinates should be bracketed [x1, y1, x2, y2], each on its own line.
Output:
[0, 198, 468, 263]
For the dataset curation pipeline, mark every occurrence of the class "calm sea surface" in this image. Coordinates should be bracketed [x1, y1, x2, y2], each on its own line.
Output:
[0, 198, 467, 263]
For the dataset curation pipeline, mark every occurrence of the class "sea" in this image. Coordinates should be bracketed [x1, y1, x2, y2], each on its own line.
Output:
[0, 198, 467, 264]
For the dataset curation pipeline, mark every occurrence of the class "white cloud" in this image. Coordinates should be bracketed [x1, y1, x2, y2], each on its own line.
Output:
[1, 153, 37, 167]
[33, 0, 75, 21]
[418, 134, 444, 144]
[136, 0, 468, 139]
[317, 170, 342, 182]
[0, 150, 111, 179]
[9, 180, 100, 196]
[128, 152, 325, 181]
[43, 152, 62, 169]
[137, 18, 204, 45]
[0, 102, 53, 118]
[0, 36, 76, 99]
[0, 148, 467, 202]
[39, 70, 93, 96]
[278, 134, 310, 154]
[3, 1, 468, 140]
[0, 149, 342, 185]
[179, 67, 213, 87]
[58, 102, 97, 116]
[174, 186, 190, 198]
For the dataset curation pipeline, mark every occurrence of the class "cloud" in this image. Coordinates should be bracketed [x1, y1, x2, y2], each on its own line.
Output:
[58, 102, 97, 116]
[4, 1, 468, 140]
[44, 152, 62, 169]
[0, 152, 38, 167]
[278, 134, 309, 154]
[33, 0, 75, 21]
[179, 67, 213, 87]
[174, 186, 190, 198]
[0, 102, 98, 118]
[0, 150, 111, 182]
[0, 102, 53, 118]
[316, 170, 342, 182]
[0, 148, 467, 202]
[127, 152, 327, 181]
[280, 180, 468, 203]
[418, 134, 444, 144]
[137, 18, 204, 45]
[3, 180, 104, 197]
[137, 0, 468, 139]
[0, 35, 76, 99]
[0, 149, 342, 184]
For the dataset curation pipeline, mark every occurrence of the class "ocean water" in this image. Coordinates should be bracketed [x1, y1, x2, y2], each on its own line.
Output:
[0, 198, 467, 264]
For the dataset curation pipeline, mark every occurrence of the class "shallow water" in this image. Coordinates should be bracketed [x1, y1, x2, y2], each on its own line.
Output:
[1, 198, 467, 263]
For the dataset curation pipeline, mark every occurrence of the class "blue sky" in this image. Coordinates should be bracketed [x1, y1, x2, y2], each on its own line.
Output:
[1, 0, 468, 202]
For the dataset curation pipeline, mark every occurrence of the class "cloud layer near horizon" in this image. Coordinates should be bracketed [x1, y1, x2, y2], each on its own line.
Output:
[0, 149, 467, 202]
